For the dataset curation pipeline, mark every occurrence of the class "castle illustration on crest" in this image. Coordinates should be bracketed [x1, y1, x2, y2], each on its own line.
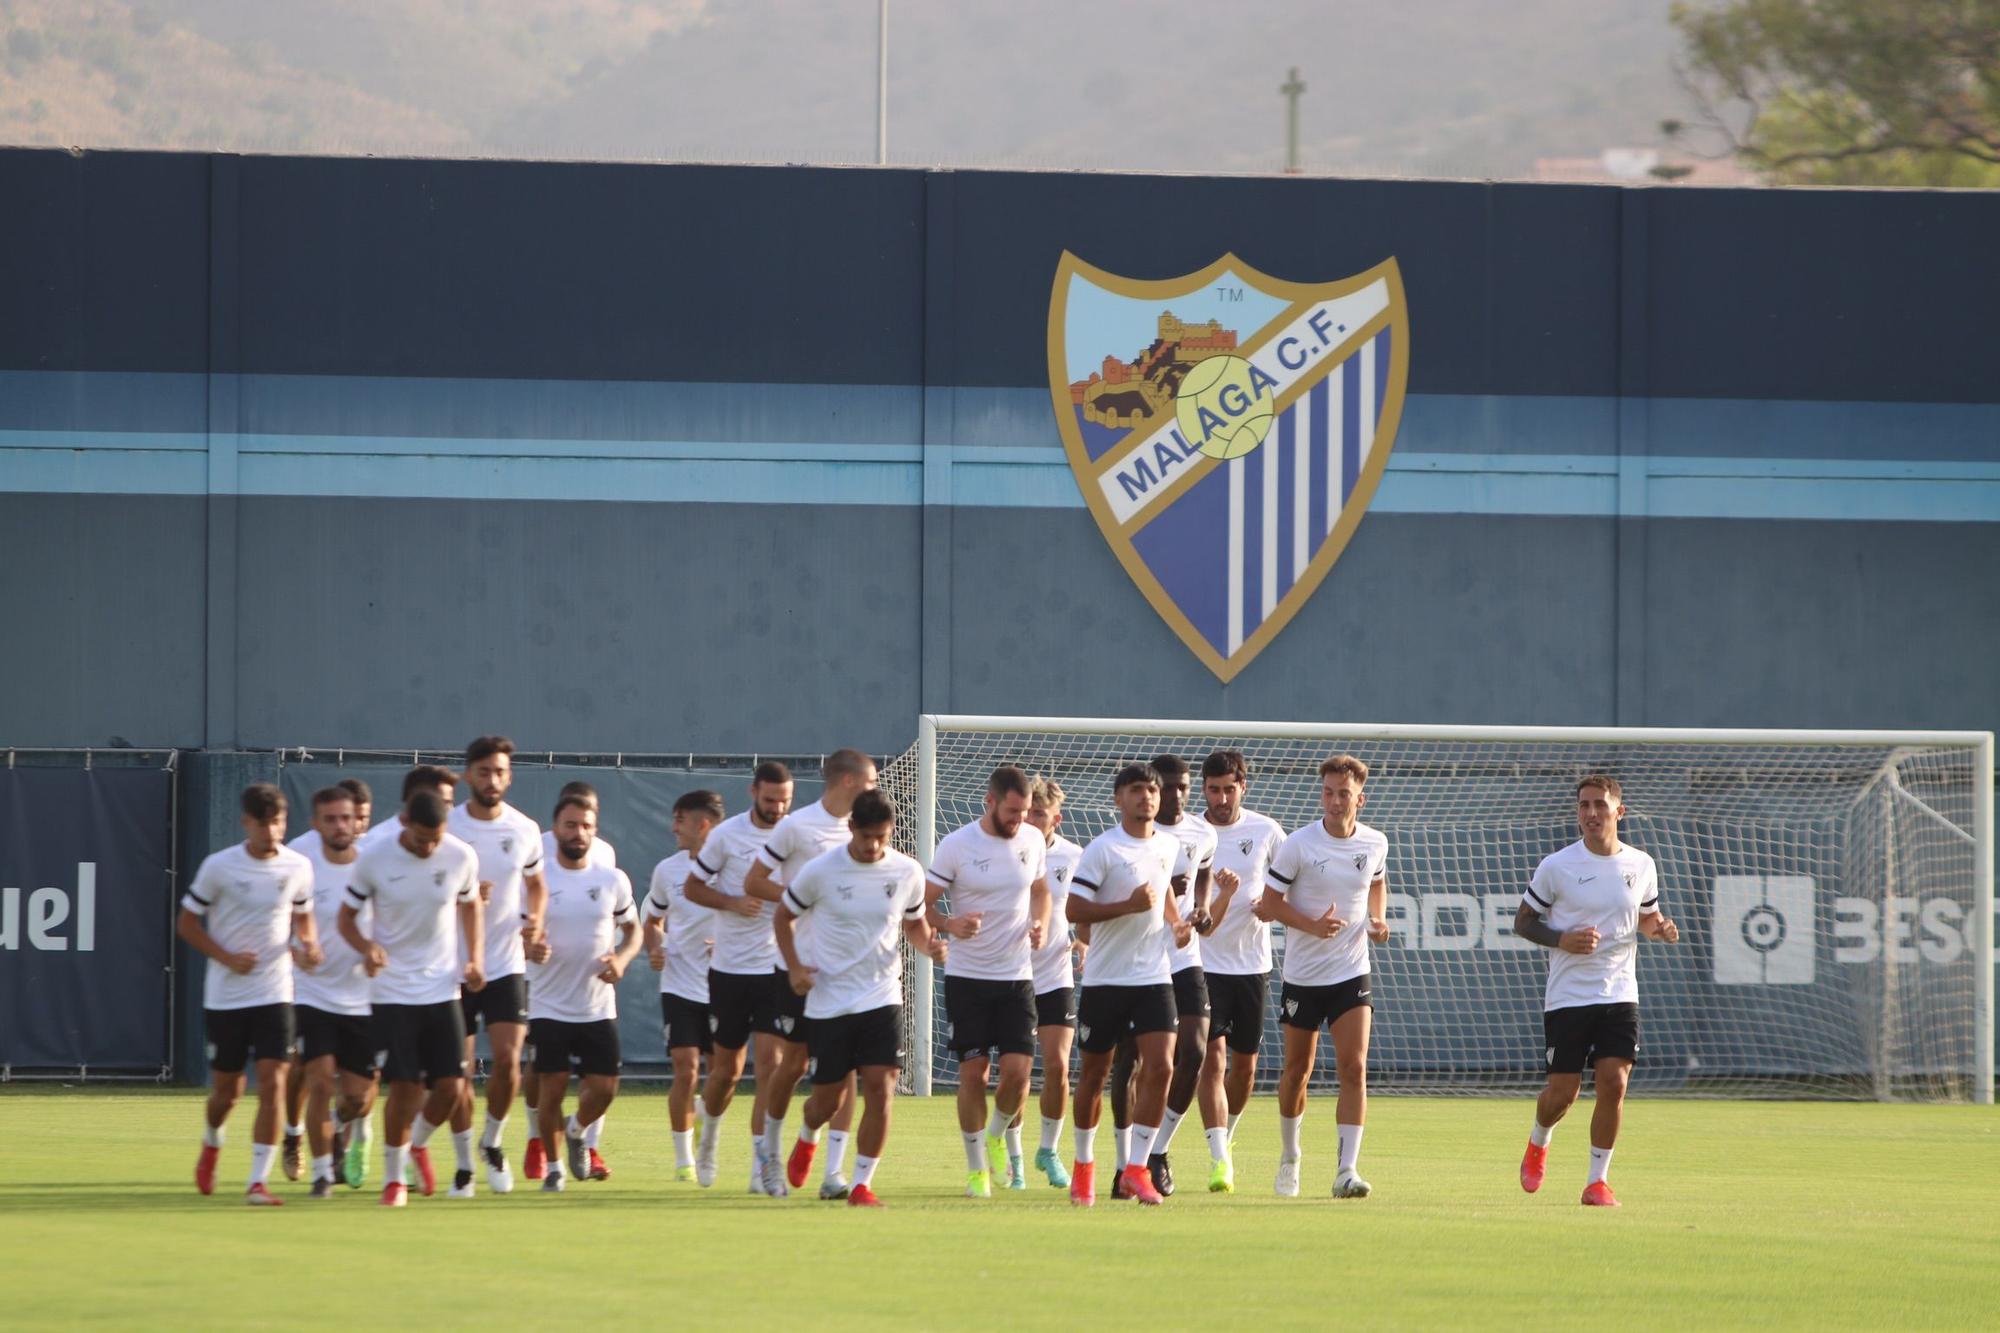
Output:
[1067, 312, 1240, 429]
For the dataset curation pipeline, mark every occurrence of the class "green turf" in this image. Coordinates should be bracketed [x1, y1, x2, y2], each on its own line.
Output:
[0, 1086, 1994, 1328]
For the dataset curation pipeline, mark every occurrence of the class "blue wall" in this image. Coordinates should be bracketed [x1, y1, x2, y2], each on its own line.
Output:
[2, 148, 1997, 754]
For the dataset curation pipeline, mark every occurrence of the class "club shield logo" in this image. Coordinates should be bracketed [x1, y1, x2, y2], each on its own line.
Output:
[1048, 252, 1409, 680]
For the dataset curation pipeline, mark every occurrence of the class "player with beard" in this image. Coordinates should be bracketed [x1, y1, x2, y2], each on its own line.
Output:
[542, 781, 618, 871]
[1019, 775, 1085, 1188]
[282, 775, 373, 1180]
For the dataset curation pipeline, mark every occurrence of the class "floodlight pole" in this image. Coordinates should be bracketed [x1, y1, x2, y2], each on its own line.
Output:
[1282, 66, 1305, 173]
[877, 0, 889, 165]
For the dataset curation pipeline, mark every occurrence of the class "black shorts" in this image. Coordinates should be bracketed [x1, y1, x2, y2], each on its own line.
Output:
[373, 1001, 468, 1085]
[1171, 966, 1211, 1019]
[1036, 985, 1078, 1030]
[944, 976, 1037, 1061]
[707, 969, 779, 1049]
[1279, 976, 1372, 1031]
[809, 1005, 903, 1084]
[295, 1004, 377, 1078]
[530, 1017, 622, 1078]
[660, 992, 713, 1054]
[459, 972, 529, 1031]
[205, 1003, 295, 1073]
[1543, 1002, 1640, 1074]
[1207, 973, 1269, 1055]
[772, 968, 810, 1044]
[1075, 984, 1178, 1054]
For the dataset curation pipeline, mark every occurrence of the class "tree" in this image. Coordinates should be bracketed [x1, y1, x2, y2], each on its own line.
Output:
[1668, 0, 2000, 186]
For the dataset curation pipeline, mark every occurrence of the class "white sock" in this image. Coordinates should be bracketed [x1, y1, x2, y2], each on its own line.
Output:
[672, 1129, 695, 1168]
[962, 1131, 987, 1172]
[854, 1153, 880, 1188]
[1113, 1124, 1131, 1170]
[1279, 1113, 1302, 1161]
[983, 1105, 1012, 1142]
[356, 1116, 372, 1144]
[1073, 1122, 1096, 1164]
[799, 1121, 823, 1146]
[1155, 1107, 1185, 1154]
[411, 1114, 441, 1149]
[1128, 1123, 1157, 1165]
[1226, 1111, 1241, 1143]
[1039, 1115, 1064, 1153]
[1004, 1122, 1023, 1164]
[249, 1142, 276, 1187]
[824, 1130, 850, 1183]
[201, 1122, 225, 1149]
[584, 1118, 603, 1149]
[566, 1113, 584, 1141]
[286, 1121, 304, 1139]
[698, 1107, 721, 1152]
[452, 1129, 475, 1172]
[1588, 1146, 1614, 1185]
[750, 1126, 766, 1165]
[761, 1117, 784, 1162]
[1336, 1123, 1363, 1174]
[481, 1113, 506, 1150]
[311, 1152, 333, 1180]
[1529, 1119, 1555, 1148]
[383, 1144, 408, 1185]
[1206, 1126, 1230, 1162]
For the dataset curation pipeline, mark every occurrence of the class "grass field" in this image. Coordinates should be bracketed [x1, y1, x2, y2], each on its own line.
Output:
[1, 1086, 1995, 1329]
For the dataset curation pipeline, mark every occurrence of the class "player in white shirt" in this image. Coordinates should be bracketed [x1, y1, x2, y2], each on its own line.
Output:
[292, 786, 383, 1198]
[337, 790, 485, 1207]
[282, 775, 373, 1182]
[1513, 774, 1678, 1207]
[1064, 762, 1196, 1207]
[643, 789, 725, 1182]
[1021, 775, 1085, 1189]
[528, 794, 640, 1193]
[924, 765, 1052, 1198]
[682, 761, 794, 1192]
[446, 736, 551, 1197]
[1262, 754, 1390, 1200]
[178, 783, 322, 1205]
[541, 780, 619, 871]
[743, 748, 878, 1199]
[773, 789, 945, 1208]
[356, 765, 458, 854]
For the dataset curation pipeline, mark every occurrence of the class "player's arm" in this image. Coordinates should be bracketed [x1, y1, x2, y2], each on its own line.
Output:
[1066, 884, 1149, 923]
[773, 899, 816, 994]
[924, 865, 981, 938]
[521, 867, 548, 947]
[1162, 875, 1195, 947]
[641, 898, 668, 970]
[1207, 866, 1240, 933]
[1028, 874, 1051, 949]
[291, 893, 323, 970]
[904, 912, 947, 964]
[176, 907, 257, 975]
[1189, 861, 1213, 929]
[458, 889, 487, 990]
[599, 896, 641, 982]
[744, 857, 786, 903]
[1513, 899, 1598, 954]
[1637, 874, 1678, 943]
[335, 894, 384, 973]
[1257, 883, 1339, 938]
[1366, 875, 1390, 943]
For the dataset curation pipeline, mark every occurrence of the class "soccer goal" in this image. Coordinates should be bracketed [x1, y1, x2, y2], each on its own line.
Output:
[881, 717, 1994, 1103]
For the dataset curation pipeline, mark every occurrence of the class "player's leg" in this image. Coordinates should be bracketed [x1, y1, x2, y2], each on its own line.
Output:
[1327, 998, 1373, 1197]
[196, 1008, 249, 1196]
[1107, 1033, 1137, 1193]
[282, 1048, 308, 1182]
[747, 1030, 782, 1194]
[762, 1032, 811, 1192]
[1033, 1011, 1075, 1187]
[480, 1014, 527, 1191]
[409, 1001, 469, 1199]
[302, 1049, 340, 1197]
[567, 1021, 622, 1182]
[1150, 968, 1208, 1196]
[847, 1063, 897, 1207]
[374, 1005, 425, 1205]
[1068, 994, 1118, 1206]
[1121, 1026, 1177, 1205]
[1524, 1003, 1588, 1194]
[698, 970, 755, 1188]
[955, 1051, 993, 1195]
[242, 1005, 296, 1204]
[817, 1073, 857, 1198]
[334, 1061, 377, 1190]
[535, 1070, 571, 1193]
[445, 991, 478, 1191]
[1579, 1004, 1638, 1205]
[1274, 991, 1320, 1197]
[991, 1051, 1032, 1188]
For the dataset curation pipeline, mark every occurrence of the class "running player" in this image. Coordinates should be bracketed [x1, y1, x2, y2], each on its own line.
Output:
[1021, 775, 1085, 1188]
[282, 775, 372, 1178]
[358, 766, 458, 852]
[773, 789, 943, 1208]
[1513, 774, 1677, 1206]
[179, 783, 321, 1205]
[293, 786, 382, 1197]
[644, 789, 724, 1182]
[542, 780, 618, 870]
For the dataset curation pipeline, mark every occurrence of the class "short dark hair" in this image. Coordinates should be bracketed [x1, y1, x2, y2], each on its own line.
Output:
[337, 777, 373, 807]
[753, 761, 793, 786]
[674, 789, 726, 822]
[311, 785, 355, 812]
[1150, 753, 1189, 783]
[1113, 762, 1161, 794]
[465, 735, 515, 766]
[824, 748, 874, 782]
[405, 790, 449, 829]
[557, 780, 599, 806]
[1201, 749, 1249, 784]
[988, 765, 1031, 799]
[552, 793, 596, 823]
[241, 783, 286, 820]
[401, 765, 458, 802]
[1577, 774, 1623, 802]
[850, 788, 896, 829]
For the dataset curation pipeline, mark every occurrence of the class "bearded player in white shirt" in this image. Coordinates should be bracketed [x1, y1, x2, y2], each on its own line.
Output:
[541, 780, 618, 872]
[1262, 754, 1389, 1200]
[773, 789, 945, 1207]
[282, 775, 372, 1181]
[1020, 776, 1085, 1188]
[529, 794, 640, 1192]
[643, 789, 724, 1181]
[1513, 774, 1677, 1207]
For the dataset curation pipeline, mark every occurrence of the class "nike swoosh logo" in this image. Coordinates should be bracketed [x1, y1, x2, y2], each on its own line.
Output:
[1577, 876, 1596, 883]
[388, 874, 407, 882]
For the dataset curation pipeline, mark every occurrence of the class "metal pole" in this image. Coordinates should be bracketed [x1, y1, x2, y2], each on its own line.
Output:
[1974, 732, 1994, 1104]
[876, 0, 889, 165]
[1281, 67, 1305, 173]
[910, 713, 937, 1093]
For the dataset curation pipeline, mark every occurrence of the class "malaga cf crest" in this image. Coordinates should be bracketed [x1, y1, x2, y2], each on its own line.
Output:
[1047, 253, 1409, 681]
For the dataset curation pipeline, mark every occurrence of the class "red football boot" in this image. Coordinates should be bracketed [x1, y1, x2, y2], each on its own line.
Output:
[847, 1183, 884, 1207]
[787, 1137, 817, 1190]
[1120, 1164, 1164, 1205]
[1520, 1142, 1547, 1194]
[410, 1145, 436, 1197]
[523, 1136, 546, 1180]
[1581, 1180, 1620, 1207]
[195, 1144, 220, 1196]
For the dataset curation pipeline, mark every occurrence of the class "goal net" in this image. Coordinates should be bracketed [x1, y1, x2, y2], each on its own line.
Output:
[881, 717, 1993, 1102]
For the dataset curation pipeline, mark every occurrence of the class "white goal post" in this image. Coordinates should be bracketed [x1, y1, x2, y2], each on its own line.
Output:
[882, 716, 1994, 1103]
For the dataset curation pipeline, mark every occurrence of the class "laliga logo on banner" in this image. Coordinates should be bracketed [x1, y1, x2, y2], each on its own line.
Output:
[0, 862, 97, 951]
[1047, 252, 1410, 680]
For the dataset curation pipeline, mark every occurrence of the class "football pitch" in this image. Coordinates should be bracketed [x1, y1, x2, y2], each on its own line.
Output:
[1, 1087, 1993, 1329]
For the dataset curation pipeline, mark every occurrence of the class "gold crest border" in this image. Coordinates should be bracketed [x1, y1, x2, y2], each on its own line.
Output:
[1046, 251, 1411, 683]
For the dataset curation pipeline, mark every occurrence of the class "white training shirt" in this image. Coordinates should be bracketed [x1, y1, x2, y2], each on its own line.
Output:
[182, 843, 315, 1010]
[293, 842, 372, 1016]
[1068, 825, 1193, 989]
[346, 832, 481, 1006]
[1267, 819, 1389, 987]
[449, 802, 544, 981]
[1197, 809, 1287, 976]
[1030, 834, 1085, 995]
[528, 860, 635, 1024]
[1157, 814, 1218, 973]
[1524, 839, 1661, 1011]
[542, 828, 617, 871]
[356, 817, 404, 853]
[781, 846, 926, 1020]
[688, 810, 783, 975]
[289, 828, 322, 857]
[755, 799, 850, 885]
[927, 819, 1048, 983]
[644, 849, 714, 1004]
